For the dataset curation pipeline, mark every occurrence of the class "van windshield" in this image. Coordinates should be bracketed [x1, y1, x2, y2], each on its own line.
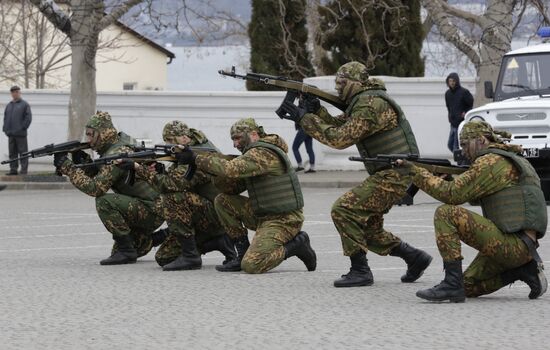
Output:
[494, 53, 550, 101]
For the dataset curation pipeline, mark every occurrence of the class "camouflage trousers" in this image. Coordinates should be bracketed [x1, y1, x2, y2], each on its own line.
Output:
[215, 193, 303, 274]
[95, 193, 164, 258]
[331, 169, 408, 256]
[434, 204, 532, 297]
[153, 192, 224, 266]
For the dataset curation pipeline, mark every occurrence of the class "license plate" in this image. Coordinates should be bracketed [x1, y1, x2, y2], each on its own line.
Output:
[522, 148, 540, 158]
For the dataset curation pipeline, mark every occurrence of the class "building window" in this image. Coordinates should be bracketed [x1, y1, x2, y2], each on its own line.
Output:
[123, 82, 137, 90]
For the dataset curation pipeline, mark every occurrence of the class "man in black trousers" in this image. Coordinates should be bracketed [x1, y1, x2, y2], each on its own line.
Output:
[3, 86, 32, 175]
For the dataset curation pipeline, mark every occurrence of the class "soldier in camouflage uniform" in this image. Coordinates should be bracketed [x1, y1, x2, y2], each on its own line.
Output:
[398, 121, 547, 302]
[174, 118, 317, 274]
[279, 61, 432, 287]
[54, 111, 164, 265]
[127, 120, 236, 271]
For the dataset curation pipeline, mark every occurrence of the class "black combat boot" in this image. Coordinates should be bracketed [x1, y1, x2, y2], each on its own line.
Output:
[390, 241, 433, 282]
[200, 234, 237, 265]
[333, 251, 374, 287]
[283, 231, 317, 271]
[416, 260, 465, 303]
[216, 235, 250, 272]
[100, 235, 138, 265]
[151, 228, 169, 247]
[162, 235, 202, 271]
[501, 259, 548, 299]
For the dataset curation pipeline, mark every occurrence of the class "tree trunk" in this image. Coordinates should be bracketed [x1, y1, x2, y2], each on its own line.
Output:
[67, 0, 102, 140]
[305, 0, 326, 75]
[68, 44, 97, 140]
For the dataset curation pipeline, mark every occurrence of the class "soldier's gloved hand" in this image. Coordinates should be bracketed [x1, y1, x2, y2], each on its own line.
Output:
[394, 159, 414, 176]
[116, 160, 136, 171]
[302, 95, 321, 114]
[53, 152, 69, 169]
[71, 149, 90, 165]
[154, 162, 166, 174]
[279, 101, 306, 123]
[175, 149, 196, 165]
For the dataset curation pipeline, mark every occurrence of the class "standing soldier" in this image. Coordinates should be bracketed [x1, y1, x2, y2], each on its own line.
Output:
[175, 118, 317, 274]
[398, 121, 547, 302]
[54, 111, 164, 265]
[126, 121, 236, 271]
[279, 61, 432, 287]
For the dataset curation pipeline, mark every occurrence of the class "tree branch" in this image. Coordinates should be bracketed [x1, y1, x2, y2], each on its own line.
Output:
[28, 0, 70, 34]
[437, 0, 490, 28]
[421, 0, 481, 67]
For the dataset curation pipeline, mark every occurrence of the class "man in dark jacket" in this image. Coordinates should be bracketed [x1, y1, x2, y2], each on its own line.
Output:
[3, 86, 32, 175]
[445, 73, 473, 153]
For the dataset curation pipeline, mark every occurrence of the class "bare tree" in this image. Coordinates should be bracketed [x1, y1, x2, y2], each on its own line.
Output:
[421, 0, 549, 106]
[305, 0, 327, 75]
[28, 0, 246, 140]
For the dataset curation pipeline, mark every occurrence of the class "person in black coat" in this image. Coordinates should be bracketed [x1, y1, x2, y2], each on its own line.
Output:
[445, 73, 473, 153]
[3, 86, 32, 175]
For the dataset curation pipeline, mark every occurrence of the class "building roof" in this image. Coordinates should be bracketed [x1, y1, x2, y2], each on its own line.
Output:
[113, 22, 175, 60]
[505, 43, 550, 56]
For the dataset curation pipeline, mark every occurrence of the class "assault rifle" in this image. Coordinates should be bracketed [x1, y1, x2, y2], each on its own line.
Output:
[349, 154, 468, 176]
[350, 154, 469, 205]
[218, 66, 347, 117]
[1, 140, 90, 165]
[75, 144, 223, 180]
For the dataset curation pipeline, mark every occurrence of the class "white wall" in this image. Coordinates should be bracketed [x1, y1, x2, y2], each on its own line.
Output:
[0, 76, 476, 171]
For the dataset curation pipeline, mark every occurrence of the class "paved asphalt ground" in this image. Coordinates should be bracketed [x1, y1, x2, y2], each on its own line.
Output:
[1, 188, 549, 350]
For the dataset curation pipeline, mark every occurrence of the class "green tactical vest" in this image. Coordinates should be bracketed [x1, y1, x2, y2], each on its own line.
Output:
[478, 148, 547, 238]
[348, 90, 419, 174]
[191, 139, 221, 202]
[243, 141, 304, 216]
[102, 132, 159, 202]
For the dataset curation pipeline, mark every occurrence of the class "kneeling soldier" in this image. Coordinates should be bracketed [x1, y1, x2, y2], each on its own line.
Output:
[399, 121, 547, 302]
[128, 121, 236, 271]
[54, 111, 164, 265]
[175, 118, 317, 274]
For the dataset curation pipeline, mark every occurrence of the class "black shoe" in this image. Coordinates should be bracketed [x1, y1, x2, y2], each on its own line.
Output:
[151, 228, 169, 247]
[163, 236, 202, 271]
[304, 169, 316, 173]
[100, 251, 137, 265]
[284, 231, 317, 271]
[390, 241, 432, 282]
[100, 235, 137, 265]
[416, 260, 465, 303]
[6, 170, 17, 176]
[200, 234, 237, 264]
[333, 251, 374, 287]
[216, 235, 249, 272]
[501, 260, 548, 299]
[0, 185, 6, 191]
[295, 166, 304, 172]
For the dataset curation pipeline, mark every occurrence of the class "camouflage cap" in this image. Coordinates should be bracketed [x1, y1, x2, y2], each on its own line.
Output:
[336, 61, 369, 84]
[85, 111, 115, 131]
[230, 117, 265, 137]
[162, 120, 191, 140]
[460, 120, 511, 142]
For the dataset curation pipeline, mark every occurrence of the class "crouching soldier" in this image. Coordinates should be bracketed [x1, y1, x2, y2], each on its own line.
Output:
[398, 120, 547, 302]
[54, 111, 164, 265]
[175, 118, 317, 274]
[126, 120, 236, 271]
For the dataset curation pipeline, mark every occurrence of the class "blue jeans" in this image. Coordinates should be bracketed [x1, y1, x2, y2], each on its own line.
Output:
[292, 129, 315, 165]
[447, 126, 459, 153]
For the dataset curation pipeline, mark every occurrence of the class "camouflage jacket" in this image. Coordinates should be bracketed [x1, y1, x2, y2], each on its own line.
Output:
[410, 149, 520, 205]
[60, 134, 157, 199]
[135, 163, 211, 194]
[195, 134, 288, 194]
[299, 78, 398, 150]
